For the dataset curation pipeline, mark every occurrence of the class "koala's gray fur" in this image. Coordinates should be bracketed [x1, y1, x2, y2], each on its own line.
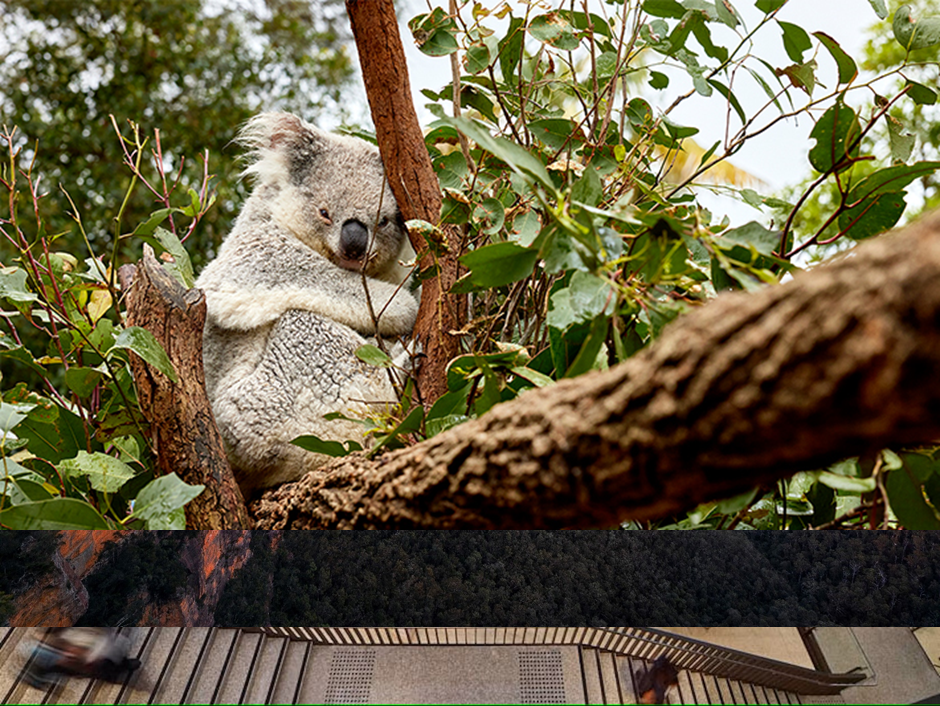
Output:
[196, 112, 418, 496]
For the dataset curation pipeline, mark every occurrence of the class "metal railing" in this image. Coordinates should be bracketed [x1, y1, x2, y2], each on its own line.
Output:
[256, 626, 865, 695]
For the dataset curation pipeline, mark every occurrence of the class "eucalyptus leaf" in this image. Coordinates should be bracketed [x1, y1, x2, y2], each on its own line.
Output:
[133, 207, 173, 236]
[893, 5, 940, 52]
[547, 272, 614, 330]
[0, 401, 35, 436]
[755, 0, 787, 13]
[886, 116, 915, 164]
[812, 32, 857, 85]
[17, 405, 88, 464]
[155, 226, 195, 289]
[838, 191, 906, 240]
[718, 221, 781, 257]
[425, 413, 470, 438]
[778, 21, 812, 63]
[65, 366, 104, 398]
[529, 12, 579, 51]
[564, 315, 609, 378]
[131, 472, 204, 529]
[867, 0, 887, 19]
[848, 161, 940, 201]
[510, 366, 555, 388]
[0, 498, 111, 529]
[906, 80, 938, 105]
[408, 9, 460, 56]
[110, 326, 178, 382]
[464, 42, 490, 74]
[473, 198, 506, 235]
[6, 477, 55, 504]
[808, 100, 860, 173]
[715, 1, 740, 28]
[445, 116, 555, 193]
[886, 467, 940, 529]
[642, 0, 686, 19]
[0, 267, 38, 303]
[456, 242, 539, 291]
[59, 450, 136, 493]
[649, 71, 669, 89]
[509, 211, 542, 247]
[355, 344, 393, 368]
[291, 435, 360, 457]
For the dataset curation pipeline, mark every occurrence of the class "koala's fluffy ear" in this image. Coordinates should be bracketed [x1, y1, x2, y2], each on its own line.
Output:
[238, 112, 325, 186]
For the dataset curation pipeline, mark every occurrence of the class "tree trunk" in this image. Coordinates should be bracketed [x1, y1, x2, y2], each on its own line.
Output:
[120, 247, 249, 529]
[346, 0, 467, 404]
[249, 212, 940, 529]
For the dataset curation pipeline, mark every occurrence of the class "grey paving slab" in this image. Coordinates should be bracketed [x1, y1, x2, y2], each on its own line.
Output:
[120, 626, 185, 705]
[162, 627, 227, 705]
[732, 679, 764, 705]
[0, 628, 37, 706]
[840, 628, 940, 705]
[298, 644, 585, 705]
[269, 638, 310, 705]
[295, 644, 342, 704]
[690, 671, 722, 705]
[209, 630, 262, 705]
[241, 634, 287, 705]
[597, 650, 621, 705]
[582, 647, 604, 705]
[145, 627, 204, 704]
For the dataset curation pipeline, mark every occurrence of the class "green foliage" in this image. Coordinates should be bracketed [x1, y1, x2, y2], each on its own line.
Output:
[403, 0, 940, 529]
[0, 125, 205, 529]
[0, 531, 58, 622]
[859, 0, 940, 216]
[215, 531, 277, 627]
[212, 531, 940, 626]
[76, 532, 190, 626]
[893, 4, 940, 52]
[0, 0, 354, 271]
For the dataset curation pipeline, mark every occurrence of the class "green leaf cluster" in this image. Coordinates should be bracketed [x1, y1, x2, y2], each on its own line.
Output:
[408, 0, 940, 529]
[0, 131, 205, 529]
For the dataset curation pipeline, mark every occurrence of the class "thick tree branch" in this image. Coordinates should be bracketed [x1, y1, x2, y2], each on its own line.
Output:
[346, 0, 467, 403]
[120, 247, 249, 529]
[249, 212, 940, 529]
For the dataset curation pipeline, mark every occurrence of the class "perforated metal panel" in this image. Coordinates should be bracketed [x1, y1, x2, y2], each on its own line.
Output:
[324, 649, 376, 704]
[518, 650, 566, 703]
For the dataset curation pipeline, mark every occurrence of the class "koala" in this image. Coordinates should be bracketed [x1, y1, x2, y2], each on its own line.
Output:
[196, 112, 418, 497]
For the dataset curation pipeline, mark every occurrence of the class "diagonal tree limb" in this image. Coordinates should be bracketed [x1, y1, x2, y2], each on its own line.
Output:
[249, 212, 940, 529]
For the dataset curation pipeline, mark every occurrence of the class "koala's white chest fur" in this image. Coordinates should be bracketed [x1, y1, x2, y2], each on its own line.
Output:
[197, 113, 417, 496]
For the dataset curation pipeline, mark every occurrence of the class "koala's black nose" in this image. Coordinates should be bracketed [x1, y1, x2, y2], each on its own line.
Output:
[340, 219, 369, 263]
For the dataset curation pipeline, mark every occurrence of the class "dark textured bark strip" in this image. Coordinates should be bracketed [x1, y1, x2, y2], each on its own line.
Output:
[346, 0, 467, 404]
[121, 247, 249, 529]
[249, 212, 940, 529]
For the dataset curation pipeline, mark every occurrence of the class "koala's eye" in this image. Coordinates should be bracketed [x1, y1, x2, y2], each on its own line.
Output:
[378, 216, 390, 228]
[319, 208, 331, 223]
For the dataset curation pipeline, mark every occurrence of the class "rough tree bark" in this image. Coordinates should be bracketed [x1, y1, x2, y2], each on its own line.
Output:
[346, 0, 467, 404]
[120, 247, 249, 529]
[249, 212, 940, 529]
